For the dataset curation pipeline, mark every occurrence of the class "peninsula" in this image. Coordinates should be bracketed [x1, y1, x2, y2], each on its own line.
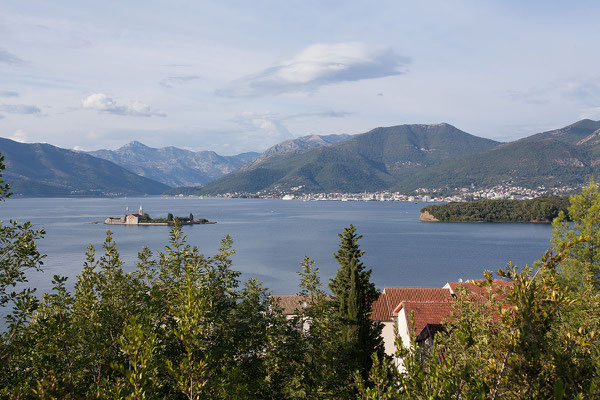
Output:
[104, 206, 215, 226]
[420, 196, 570, 223]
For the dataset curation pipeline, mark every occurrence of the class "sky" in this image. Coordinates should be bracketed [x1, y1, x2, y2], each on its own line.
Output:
[1, 1, 599, 155]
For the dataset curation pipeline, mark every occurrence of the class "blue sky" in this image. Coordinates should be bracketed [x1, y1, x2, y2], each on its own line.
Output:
[1, 1, 599, 154]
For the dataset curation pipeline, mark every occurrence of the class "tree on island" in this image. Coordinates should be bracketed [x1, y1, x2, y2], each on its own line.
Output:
[167, 212, 174, 222]
[329, 225, 384, 391]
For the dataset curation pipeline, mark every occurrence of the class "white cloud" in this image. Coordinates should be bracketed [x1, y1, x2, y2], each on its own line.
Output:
[233, 111, 292, 139]
[81, 93, 166, 117]
[217, 42, 409, 97]
[0, 104, 41, 114]
[9, 130, 28, 143]
[231, 110, 351, 141]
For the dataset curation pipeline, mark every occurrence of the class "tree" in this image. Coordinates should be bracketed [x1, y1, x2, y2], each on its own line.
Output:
[189, 213, 194, 221]
[167, 213, 174, 222]
[329, 225, 383, 391]
[292, 257, 344, 398]
[357, 183, 600, 399]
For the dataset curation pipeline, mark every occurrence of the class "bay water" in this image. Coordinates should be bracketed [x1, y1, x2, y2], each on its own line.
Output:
[0, 197, 554, 297]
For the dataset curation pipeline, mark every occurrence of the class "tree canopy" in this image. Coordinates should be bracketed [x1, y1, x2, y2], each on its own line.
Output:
[422, 196, 570, 222]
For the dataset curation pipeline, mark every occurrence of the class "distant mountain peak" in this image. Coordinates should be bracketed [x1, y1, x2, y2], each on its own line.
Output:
[87, 142, 260, 187]
[569, 118, 597, 127]
[120, 140, 151, 150]
[247, 133, 353, 167]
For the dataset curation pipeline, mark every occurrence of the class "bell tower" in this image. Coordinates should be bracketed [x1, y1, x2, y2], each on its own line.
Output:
[139, 205, 143, 215]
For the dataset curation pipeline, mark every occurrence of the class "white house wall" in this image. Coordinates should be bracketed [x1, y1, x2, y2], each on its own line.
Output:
[381, 321, 396, 356]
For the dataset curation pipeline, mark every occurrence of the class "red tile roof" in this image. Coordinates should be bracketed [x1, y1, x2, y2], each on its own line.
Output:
[271, 295, 309, 315]
[370, 288, 452, 322]
[271, 295, 321, 315]
[396, 301, 455, 337]
[446, 279, 511, 302]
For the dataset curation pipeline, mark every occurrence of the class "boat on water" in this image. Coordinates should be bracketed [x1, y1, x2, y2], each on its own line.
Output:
[282, 194, 295, 200]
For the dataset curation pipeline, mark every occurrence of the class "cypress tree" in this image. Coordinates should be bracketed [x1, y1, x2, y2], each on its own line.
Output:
[329, 225, 383, 384]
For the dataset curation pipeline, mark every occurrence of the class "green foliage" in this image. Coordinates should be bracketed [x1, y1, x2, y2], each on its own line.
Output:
[357, 181, 600, 399]
[138, 212, 206, 224]
[0, 154, 46, 392]
[330, 225, 384, 396]
[422, 196, 571, 222]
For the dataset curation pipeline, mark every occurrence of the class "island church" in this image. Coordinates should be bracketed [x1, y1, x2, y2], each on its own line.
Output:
[104, 205, 144, 225]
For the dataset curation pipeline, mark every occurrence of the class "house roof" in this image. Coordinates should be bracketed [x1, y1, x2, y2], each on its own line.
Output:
[445, 279, 511, 302]
[395, 301, 454, 337]
[370, 288, 452, 322]
[271, 295, 310, 315]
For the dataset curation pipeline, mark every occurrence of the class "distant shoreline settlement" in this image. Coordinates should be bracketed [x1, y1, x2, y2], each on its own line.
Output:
[172, 183, 582, 202]
[103, 205, 215, 226]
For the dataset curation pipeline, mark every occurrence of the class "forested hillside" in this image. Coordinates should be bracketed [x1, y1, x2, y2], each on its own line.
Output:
[173, 119, 600, 195]
[190, 123, 500, 194]
[421, 196, 571, 222]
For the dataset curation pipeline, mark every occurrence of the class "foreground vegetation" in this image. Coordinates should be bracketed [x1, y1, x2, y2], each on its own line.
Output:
[421, 195, 570, 222]
[1, 152, 600, 398]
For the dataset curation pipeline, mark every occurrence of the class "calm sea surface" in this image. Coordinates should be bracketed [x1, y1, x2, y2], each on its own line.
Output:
[0, 197, 554, 297]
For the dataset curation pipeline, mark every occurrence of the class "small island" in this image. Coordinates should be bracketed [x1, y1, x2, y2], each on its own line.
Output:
[420, 196, 570, 223]
[104, 206, 215, 226]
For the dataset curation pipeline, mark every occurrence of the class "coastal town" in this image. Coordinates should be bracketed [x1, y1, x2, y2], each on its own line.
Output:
[174, 183, 582, 203]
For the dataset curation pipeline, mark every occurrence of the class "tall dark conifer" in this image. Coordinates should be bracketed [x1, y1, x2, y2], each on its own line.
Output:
[329, 225, 383, 385]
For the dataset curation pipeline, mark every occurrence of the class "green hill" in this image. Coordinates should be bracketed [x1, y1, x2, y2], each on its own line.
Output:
[182, 123, 500, 194]
[398, 137, 595, 191]
[522, 119, 600, 146]
[0, 137, 170, 196]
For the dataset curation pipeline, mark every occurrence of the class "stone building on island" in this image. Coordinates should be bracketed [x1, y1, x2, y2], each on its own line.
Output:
[105, 205, 145, 225]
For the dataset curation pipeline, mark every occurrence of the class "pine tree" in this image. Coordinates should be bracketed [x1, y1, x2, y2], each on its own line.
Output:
[329, 225, 383, 386]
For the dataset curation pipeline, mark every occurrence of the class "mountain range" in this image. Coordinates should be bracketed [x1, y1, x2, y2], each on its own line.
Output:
[0, 133, 350, 196]
[399, 119, 600, 191]
[245, 133, 352, 168]
[2, 119, 599, 197]
[184, 123, 501, 194]
[0, 138, 169, 196]
[177, 120, 600, 195]
[87, 141, 260, 187]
